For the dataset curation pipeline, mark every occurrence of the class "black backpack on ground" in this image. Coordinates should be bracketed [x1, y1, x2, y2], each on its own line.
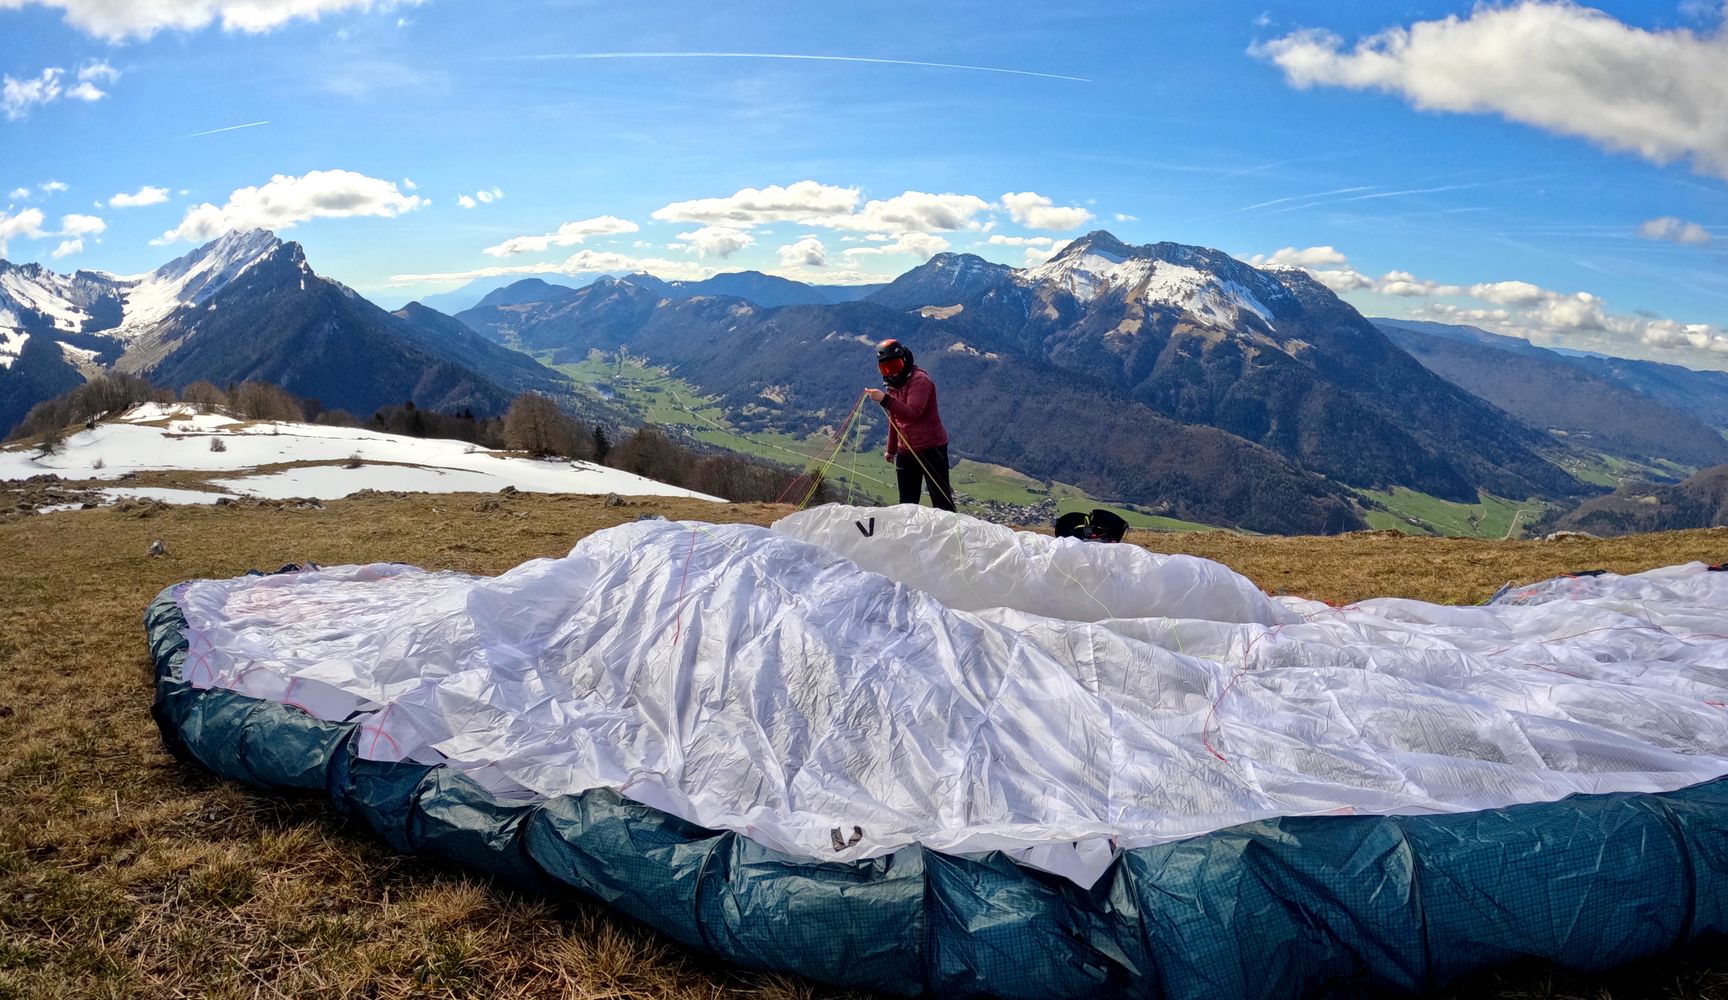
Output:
[1053, 508, 1129, 543]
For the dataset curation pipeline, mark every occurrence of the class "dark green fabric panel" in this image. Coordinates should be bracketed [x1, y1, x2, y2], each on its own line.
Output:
[694, 835, 927, 994]
[328, 752, 440, 853]
[1116, 821, 1423, 1000]
[145, 580, 1728, 1000]
[1405, 792, 1690, 982]
[1663, 778, 1728, 937]
[403, 768, 544, 888]
[521, 789, 727, 953]
[924, 849, 1144, 1000]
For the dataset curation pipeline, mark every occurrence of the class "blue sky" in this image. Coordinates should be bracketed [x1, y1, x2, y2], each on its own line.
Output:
[3, 0, 1726, 368]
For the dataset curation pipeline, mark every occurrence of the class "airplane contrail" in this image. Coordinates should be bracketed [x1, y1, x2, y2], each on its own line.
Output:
[178, 120, 271, 139]
[508, 51, 1089, 82]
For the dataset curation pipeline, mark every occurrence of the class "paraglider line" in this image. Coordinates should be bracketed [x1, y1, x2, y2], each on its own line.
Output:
[787, 391, 871, 508]
[671, 527, 700, 645]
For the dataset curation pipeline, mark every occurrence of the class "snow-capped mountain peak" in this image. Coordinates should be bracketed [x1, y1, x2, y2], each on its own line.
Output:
[0, 261, 126, 368]
[0, 229, 291, 372]
[115, 229, 286, 336]
[1020, 230, 1286, 327]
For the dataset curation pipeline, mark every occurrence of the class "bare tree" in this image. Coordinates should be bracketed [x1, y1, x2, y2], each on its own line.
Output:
[229, 382, 306, 422]
[37, 422, 64, 457]
[504, 393, 591, 459]
[181, 381, 226, 413]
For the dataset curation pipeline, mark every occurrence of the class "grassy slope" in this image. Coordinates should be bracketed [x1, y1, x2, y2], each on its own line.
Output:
[3, 494, 1727, 997]
[557, 353, 1216, 531]
[1556, 449, 1699, 490]
[1362, 487, 1551, 539]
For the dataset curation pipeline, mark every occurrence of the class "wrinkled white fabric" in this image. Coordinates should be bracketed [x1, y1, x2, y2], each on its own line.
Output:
[176, 506, 1728, 887]
[773, 504, 1299, 626]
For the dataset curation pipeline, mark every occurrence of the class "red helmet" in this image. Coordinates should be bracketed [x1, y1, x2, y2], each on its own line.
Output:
[877, 339, 913, 386]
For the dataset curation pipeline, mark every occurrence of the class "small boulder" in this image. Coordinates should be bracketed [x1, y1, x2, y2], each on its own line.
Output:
[604, 493, 625, 508]
[146, 540, 168, 557]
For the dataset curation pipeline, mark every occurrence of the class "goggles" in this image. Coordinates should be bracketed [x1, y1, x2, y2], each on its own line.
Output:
[878, 356, 907, 377]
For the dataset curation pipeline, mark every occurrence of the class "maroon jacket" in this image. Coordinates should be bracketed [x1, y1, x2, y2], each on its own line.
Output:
[880, 367, 948, 457]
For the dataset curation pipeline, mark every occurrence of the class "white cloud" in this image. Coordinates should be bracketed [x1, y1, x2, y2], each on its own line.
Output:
[157, 169, 426, 243]
[2, 68, 63, 120]
[58, 212, 105, 236]
[482, 215, 639, 257]
[1113, 212, 1139, 222]
[778, 237, 828, 268]
[986, 234, 1057, 248]
[1310, 269, 1375, 293]
[454, 186, 504, 210]
[653, 180, 993, 235]
[671, 225, 755, 259]
[401, 177, 417, 190]
[389, 247, 713, 286]
[1639, 215, 1712, 246]
[842, 232, 950, 261]
[6, 187, 28, 201]
[1265, 243, 1728, 365]
[653, 180, 861, 226]
[109, 185, 169, 208]
[1248, 245, 1349, 268]
[1000, 191, 1093, 231]
[77, 60, 118, 83]
[0, 207, 46, 254]
[39, 180, 67, 194]
[1377, 270, 1464, 298]
[829, 191, 992, 233]
[1469, 280, 1548, 306]
[50, 238, 82, 257]
[1, 61, 117, 117]
[1247, 246, 1372, 291]
[1260, 2, 1728, 179]
[0, 0, 426, 41]
[65, 59, 117, 101]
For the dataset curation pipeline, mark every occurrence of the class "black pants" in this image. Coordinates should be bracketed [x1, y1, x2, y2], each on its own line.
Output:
[896, 444, 956, 511]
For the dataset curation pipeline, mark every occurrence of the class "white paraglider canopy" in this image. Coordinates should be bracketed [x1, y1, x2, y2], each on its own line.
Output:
[173, 505, 1728, 886]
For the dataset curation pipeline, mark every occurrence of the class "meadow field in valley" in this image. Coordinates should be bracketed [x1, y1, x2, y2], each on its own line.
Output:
[1, 494, 1725, 999]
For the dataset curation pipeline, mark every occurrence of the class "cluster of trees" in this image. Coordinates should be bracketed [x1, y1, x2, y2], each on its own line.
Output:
[10, 376, 830, 505]
[11, 373, 172, 453]
[606, 425, 835, 503]
[370, 401, 501, 447]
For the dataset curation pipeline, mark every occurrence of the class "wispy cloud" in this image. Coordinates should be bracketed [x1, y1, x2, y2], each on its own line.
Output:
[176, 120, 270, 139]
[504, 51, 1089, 83]
[1233, 185, 1377, 213]
[1265, 180, 1525, 215]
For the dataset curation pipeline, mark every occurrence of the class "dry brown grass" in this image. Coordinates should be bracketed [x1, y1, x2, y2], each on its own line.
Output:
[0, 494, 1724, 999]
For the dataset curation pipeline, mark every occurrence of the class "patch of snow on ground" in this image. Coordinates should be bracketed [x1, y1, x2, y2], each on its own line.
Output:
[105, 487, 229, 505]
[0, 404, 719, 503]
[58, 341, 100, 364]
[0, 328, 23, 368]
[121, 403, 238, 428]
